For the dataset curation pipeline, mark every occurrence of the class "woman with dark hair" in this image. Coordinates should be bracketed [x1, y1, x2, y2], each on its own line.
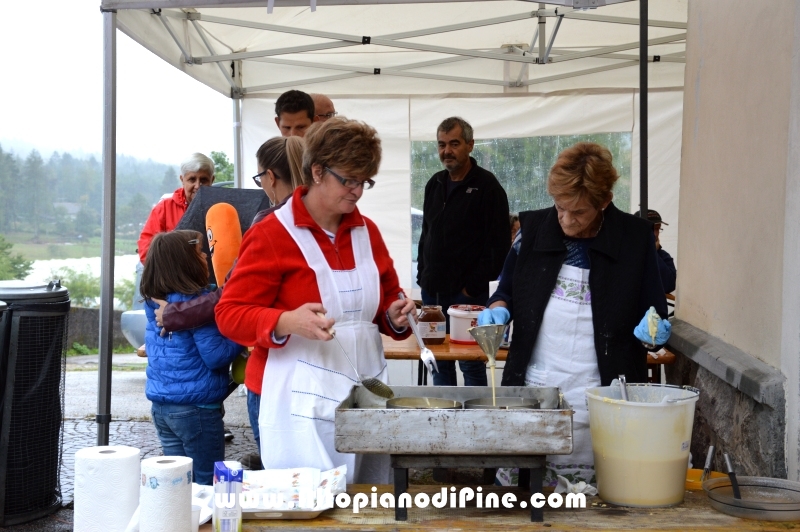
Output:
[479, 142, 669, 486]
[140, 230, 242, 485]
[216, 117, 414, 483]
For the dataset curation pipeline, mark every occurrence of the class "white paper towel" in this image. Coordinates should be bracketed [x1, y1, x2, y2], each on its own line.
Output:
[74, 445, 140, 532]
[140, 456, 193, 532]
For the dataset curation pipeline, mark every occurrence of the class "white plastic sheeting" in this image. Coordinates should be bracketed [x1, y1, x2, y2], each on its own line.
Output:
[242, 89, 682, 289]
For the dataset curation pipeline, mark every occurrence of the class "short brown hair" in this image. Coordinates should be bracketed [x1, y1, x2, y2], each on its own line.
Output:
[140, 230, 209, 300]
[301, 117, 381, 185]
[547, 142, 619, 208]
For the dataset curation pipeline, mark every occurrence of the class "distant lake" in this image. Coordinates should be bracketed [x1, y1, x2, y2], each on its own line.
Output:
[25, 255, 141, 285]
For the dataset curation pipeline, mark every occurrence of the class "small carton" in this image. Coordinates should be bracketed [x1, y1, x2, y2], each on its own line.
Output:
[213, 461, 243, 532]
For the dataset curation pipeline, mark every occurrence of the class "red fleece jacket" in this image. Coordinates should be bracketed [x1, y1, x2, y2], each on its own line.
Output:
[137, 188, 188, 263]
[215, 187, 410, 395]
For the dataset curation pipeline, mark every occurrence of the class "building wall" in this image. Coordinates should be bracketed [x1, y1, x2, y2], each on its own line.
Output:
[678, 0, 800, 480]
[677, 0, 796, 368]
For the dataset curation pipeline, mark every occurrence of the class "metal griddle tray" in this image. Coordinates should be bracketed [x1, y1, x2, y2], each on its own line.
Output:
[704, 476, 800, 521]
[335, 385, 572, 456]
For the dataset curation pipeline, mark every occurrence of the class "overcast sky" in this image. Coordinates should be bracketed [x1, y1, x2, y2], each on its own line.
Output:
[0, 0, 233, 165]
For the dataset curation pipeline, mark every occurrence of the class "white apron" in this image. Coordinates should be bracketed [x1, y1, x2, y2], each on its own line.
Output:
[258, 200, 390, 484]
[525, 263, 601, 485]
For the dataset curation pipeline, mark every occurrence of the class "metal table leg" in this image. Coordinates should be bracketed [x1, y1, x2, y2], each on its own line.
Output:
[530, 466, 543, 522]
[394, 467, 408, 521]
[518, 468, 530, 492]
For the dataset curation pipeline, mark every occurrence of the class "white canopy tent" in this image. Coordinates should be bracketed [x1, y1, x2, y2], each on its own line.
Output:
[95, 0, 687, 443]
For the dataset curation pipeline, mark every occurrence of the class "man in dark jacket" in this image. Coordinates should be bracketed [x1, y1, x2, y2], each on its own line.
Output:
[634, 209, 676, 294]
[417, 117, 510, 386]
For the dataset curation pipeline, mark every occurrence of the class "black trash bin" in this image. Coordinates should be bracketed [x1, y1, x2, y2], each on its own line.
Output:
[0, 280, 70, 526]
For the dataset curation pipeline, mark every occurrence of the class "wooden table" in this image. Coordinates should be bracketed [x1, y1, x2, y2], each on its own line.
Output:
[382, 334, 504, 385]
[200, 484, 800, 531]
[382, 334, 675, 385]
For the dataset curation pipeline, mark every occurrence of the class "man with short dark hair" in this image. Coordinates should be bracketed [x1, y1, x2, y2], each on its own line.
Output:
[311, 94, 337, 122]
[634, 209, 677, 293]
[274, 90, 315, 137]
[417, 116, 510, 386]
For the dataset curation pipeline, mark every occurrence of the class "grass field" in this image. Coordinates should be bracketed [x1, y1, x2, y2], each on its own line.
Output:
[4, 232, 137, 260]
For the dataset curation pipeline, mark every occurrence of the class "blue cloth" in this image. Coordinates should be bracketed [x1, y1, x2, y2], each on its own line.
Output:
[563, 237, 594, 269]
[151, 402, 224, 485]
[633, 308, 672, 346]
[247, 389, 261, 452]
[144, 291, 243, 405]
[422, 288, 488, 387]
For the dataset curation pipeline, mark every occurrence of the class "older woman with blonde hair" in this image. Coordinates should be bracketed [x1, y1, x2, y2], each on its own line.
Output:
[216, 117, 414, 482]
[479, 142, 669, 486]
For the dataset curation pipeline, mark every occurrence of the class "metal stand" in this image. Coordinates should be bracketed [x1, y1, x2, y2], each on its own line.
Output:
[390, 454, 545, 522]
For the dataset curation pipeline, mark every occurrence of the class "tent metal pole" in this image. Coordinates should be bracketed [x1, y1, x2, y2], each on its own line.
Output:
[196, 42, 358, 64]
[192, 20, 237, 89]
[538, 3, 546, 64]
[543, 15, 563, 64]
[97, 8, 117, 446]
[565, 11, 686, 30]
[157, 13, 192, 62]
[515, 27, 538, 85]
[524, 60, 635, 86]
[550, 32, 685, 63]
[233, 98, 243, 188]
[639, 0, 648, 218]
[246, 73, 370, 93]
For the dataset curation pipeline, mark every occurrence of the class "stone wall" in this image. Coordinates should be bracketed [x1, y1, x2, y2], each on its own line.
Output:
[666, 320, 786, 478]
[68, 307, 129, 349]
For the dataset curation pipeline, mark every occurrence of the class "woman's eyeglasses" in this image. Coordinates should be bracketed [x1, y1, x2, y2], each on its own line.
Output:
[325, 167, 375, 190]
[252, 171, 266, 187]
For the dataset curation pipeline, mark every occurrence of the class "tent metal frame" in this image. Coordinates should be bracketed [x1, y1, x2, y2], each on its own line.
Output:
[97, 0, 670, 444]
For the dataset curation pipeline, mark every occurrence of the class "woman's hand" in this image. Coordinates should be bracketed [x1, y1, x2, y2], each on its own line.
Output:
[387, 298, 416, 330]
[274, 302, 335, 341]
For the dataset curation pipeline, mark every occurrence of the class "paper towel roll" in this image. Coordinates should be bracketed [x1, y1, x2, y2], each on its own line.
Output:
[140, 456, 193, 532]
[74, 445, 140, 532]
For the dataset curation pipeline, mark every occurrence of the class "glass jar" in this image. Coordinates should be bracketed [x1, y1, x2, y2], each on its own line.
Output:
[417, 305, 446, 345]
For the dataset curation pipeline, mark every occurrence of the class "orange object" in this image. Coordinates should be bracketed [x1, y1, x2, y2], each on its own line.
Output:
[206, 203, 242, 287]
[685, 468, 726, 491]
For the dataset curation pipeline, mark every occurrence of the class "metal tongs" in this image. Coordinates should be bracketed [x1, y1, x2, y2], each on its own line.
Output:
[399, 293, 439, 374]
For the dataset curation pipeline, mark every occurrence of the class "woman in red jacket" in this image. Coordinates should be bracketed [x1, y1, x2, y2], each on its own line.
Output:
[216, 118, 414, 483]
[137, 152, 216, 263]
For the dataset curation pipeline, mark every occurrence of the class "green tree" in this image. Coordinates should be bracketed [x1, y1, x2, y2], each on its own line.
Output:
[75, 206, 100, 238]
[0, 147, 21, 231]
[21, 150, 52, 240]
[210, 151, 234, 183]
[161, 167, 178, 196]
[114, 276, 136, 311]
[0, 234, 32, 280]
[117, 193, 153, 234]
[52, 266, 100, 308]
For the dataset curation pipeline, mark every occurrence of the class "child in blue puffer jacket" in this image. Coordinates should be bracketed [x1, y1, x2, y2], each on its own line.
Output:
[140, 230, 243, 485]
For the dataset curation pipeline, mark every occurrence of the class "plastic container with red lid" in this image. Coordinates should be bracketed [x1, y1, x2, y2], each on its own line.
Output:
[447, 305, 486, 344]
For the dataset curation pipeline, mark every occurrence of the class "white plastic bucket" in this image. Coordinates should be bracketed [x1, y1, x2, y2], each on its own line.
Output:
[447, 305, 485, 344]
[586, 383, 700, 507]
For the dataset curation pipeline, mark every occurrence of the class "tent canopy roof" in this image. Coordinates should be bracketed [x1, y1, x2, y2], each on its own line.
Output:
[108, 0, 686, 98]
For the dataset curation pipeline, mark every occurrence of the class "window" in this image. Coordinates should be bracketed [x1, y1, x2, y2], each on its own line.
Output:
[410, 133, 632, 281]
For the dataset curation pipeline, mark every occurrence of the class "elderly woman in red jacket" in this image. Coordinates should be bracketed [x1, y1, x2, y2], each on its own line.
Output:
[137, 152, 215, 263]
[216, 117, 414, 483]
